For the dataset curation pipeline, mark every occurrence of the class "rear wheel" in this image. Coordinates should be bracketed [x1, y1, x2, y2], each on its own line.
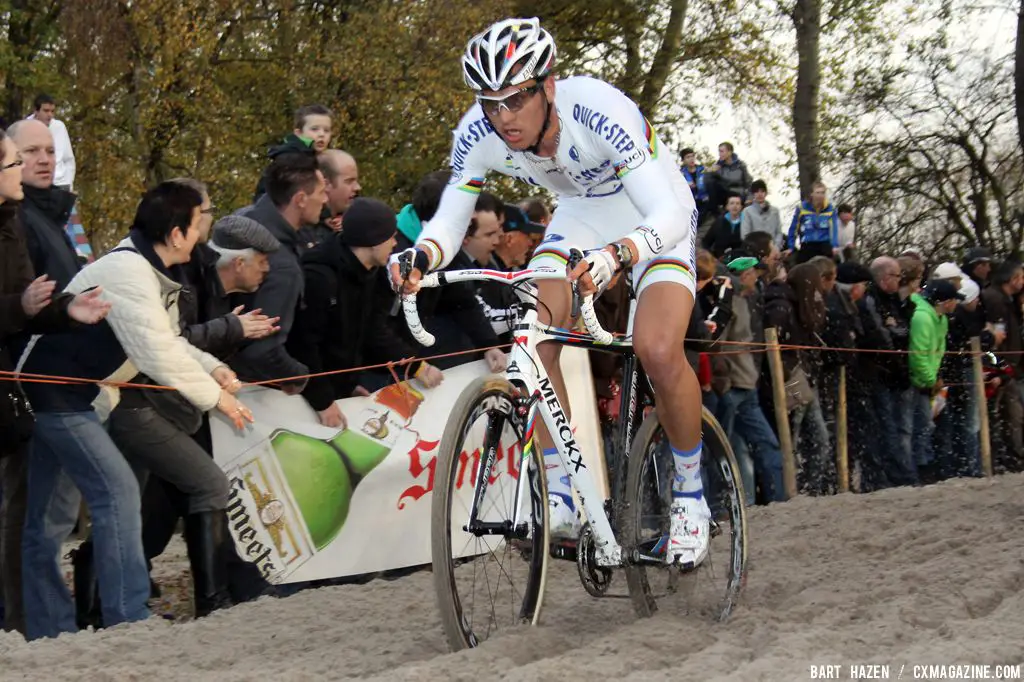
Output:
[621, 406, 747, 620]
[431, 377, 549, 650]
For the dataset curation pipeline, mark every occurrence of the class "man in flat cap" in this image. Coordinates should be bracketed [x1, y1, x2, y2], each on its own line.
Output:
[179, 215, 283, 360]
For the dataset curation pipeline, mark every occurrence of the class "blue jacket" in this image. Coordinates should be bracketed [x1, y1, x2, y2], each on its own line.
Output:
[788, 200, 839, 249]
[680, 165, 709, 203]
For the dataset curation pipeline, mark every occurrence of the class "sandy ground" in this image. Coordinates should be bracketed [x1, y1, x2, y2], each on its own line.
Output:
[1, 474, 1022, 681]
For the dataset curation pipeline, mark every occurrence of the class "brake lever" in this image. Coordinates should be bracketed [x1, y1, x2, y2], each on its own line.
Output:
[390, 250, 416, 316]
[398, 250, 413, 281]
[567, 248, 584, 319]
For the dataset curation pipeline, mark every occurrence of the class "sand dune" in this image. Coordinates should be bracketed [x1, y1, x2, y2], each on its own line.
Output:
[2, 474, 1022, 681]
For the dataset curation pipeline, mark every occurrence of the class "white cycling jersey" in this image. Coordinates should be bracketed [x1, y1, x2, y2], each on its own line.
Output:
[416, 75, 699, 295]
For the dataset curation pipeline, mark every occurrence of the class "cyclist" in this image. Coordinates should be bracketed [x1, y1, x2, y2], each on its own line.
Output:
[390, 17, 708, 567]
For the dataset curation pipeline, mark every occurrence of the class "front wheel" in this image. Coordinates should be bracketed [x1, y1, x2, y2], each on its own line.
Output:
[621, 405, 747, 620]
[431, 376, 549, 651]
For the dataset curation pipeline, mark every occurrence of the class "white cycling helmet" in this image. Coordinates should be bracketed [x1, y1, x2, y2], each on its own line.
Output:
[462, 17, 556, 92]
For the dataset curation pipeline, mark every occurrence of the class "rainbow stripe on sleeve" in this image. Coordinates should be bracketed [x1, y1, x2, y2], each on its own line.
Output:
[643, 117, 659, 159]
[421, 238, 445, 269]
[459, 177, 485, 195]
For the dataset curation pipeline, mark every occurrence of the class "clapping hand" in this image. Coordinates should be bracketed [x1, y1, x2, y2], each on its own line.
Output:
[231, 306, 281, 340]
[21, 275, 57, 317]
[67, 287, 112, 324]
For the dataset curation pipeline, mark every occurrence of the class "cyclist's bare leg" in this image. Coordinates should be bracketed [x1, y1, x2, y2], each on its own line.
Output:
[632, 281, 708, 565]
[632, 282, 701, 450]
[533, 280, 579, 537]
[534, 279, 574, 430]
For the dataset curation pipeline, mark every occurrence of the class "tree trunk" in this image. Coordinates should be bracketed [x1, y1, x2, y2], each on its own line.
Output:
[4, 0, 33, 123]
[792, 0, 822, 199]
[620, 10, 644, 103]
[1016, 0, 1024, 153]
[638, 0, 689, 117]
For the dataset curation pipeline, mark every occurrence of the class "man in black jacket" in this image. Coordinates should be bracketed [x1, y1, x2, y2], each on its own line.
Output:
[389, 189, 507, 373]
[231, 153, 326, 393]
[8, 120, 79, 289]
[290, 198, 445, 428]
[981, 260, 1024, 471]
[859, 256, 917, 486]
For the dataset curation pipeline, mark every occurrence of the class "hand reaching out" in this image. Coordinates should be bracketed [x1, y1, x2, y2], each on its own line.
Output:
[67, 287, 112, 324]
[317, 402, 347, 429]
[231, 306, 281, 340]
[484, 348, 507, 373]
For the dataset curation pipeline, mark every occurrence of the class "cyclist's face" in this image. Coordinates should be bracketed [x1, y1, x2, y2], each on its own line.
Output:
[480, 79, 551, 151]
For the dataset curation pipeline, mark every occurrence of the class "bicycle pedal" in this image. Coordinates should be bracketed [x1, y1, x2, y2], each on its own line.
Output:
[550, 540, 578, 562]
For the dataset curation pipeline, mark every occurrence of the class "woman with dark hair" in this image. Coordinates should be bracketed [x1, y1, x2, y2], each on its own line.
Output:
[763, 262, 835, 495]
[0, 127, 110, 634]
[16, 181, 253, 640]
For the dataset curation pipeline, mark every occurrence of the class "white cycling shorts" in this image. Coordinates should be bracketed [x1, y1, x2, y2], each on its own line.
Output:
[528, 190, 697, 299]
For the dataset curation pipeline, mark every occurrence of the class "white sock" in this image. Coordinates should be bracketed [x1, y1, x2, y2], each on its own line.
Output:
[671, 442, 704, 500]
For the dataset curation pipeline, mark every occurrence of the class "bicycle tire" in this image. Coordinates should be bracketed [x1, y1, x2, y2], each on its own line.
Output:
[431, 376, 549, 651]
[621, 405, 748, 619]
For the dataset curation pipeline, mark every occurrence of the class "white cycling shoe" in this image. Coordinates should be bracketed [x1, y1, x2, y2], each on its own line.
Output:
[666, 496, 711, 568]
[548, 494, 581, 540]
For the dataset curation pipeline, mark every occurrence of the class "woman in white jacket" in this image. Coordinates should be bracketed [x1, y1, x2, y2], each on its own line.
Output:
[17, 182, 252, 640]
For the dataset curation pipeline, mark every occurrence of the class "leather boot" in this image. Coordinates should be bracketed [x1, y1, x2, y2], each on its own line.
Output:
[69, 540, 103, 630]
[184, 510, 233, 618]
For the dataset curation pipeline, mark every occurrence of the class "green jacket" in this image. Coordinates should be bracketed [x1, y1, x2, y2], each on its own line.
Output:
[908, 293, 947, 388]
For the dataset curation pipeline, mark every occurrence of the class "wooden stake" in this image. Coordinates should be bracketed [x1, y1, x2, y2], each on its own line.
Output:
[971, 337, 993, 477]
[837, 365, 849, 492]
[765, 327, 797, 499]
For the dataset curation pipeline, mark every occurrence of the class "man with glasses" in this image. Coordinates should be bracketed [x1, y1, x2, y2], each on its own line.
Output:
[860, 256, 917, 486]
[390, 18, 707, 567]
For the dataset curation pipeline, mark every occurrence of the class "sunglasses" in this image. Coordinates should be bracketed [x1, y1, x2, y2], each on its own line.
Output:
[477, 83, 543, 116]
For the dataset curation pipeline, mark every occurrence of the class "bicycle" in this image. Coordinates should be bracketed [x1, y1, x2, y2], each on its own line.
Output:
[398, 250, 747, 651]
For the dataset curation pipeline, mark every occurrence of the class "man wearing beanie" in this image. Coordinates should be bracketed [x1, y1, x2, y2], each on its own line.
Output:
[934, 278, 990, 479]
[289, 197, 445, 429]
[826, 262, 891, 491]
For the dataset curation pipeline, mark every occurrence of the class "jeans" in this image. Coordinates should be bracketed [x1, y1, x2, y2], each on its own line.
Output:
[108, 406, 229, 514]
[910, 390, 935, 470]
[722, 388, 785, 504]
[22, 411, 149, 640]
[898, 387, 916, 469]
[790, 393, 834, 495]
[873, 385, 918, 486]
[934, 382, 981, 479]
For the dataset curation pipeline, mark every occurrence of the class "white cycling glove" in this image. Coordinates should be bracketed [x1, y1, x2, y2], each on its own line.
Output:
[387, 248, 430, 292]
[583, 248, 619, 294]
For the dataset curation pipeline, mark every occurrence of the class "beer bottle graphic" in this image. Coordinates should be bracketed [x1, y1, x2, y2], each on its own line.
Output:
[270, 381, 426, 550]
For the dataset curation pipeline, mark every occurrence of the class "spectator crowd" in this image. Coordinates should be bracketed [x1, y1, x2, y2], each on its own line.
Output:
[664, 146, 1021, 510]
[0, 97, 1019, 643]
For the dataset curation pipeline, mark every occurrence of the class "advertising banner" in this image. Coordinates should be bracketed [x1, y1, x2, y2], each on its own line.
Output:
[211, 350, 604, 584]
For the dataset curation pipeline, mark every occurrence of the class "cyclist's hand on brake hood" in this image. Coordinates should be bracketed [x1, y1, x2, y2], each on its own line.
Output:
[569, 247, 618, 298]
[388, 248, 430, 295]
